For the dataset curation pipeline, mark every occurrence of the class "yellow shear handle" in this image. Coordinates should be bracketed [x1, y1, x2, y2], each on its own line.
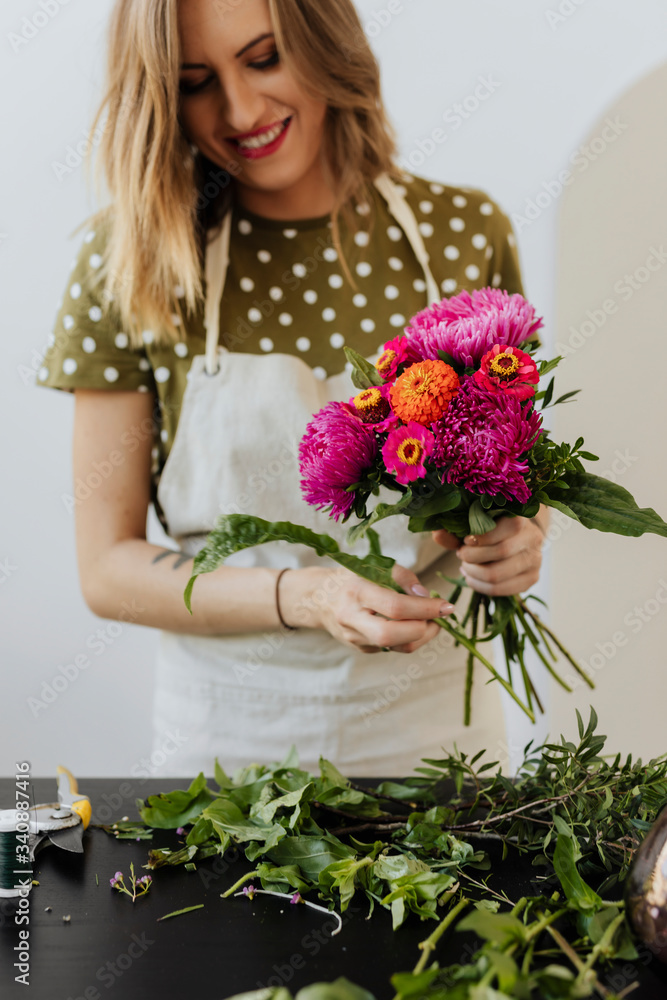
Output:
[56, 765, 92, 829]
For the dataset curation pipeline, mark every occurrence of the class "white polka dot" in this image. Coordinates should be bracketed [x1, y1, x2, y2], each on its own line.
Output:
[444, 245, 460, 261]
[283, 228, 298, 239]
[449, 218, 465, 232]
[238, 219, 252, 235]
[63, 358, 77, 375]
[160, 429, 169, 443]
[138, 358, 150, 371]
[104, 367, 119, 383]
[485, 245, 494, 260]
[384, 285, 399, 300]
[292, 263, 307, 278]
[361, 318, 375, 333]
[419, 200, 434, 214]
[356, 261, 372, 277]
[387, 225, 402, 242]
[269, 286, 283, 302]
[322, 307, 336, 322]
[63, 315, 75, 330]
[480, 202, 494, 216]
[353, 294, 367, 308]
[419, 222, 434, 238]
[313, 366, 327, 380]
[278, 312, 293, 326]
[472, 234, 487, 250]
[174, 284, 185, 298]
[492, 272, 503, 287]
[394, 185, 407, 198]
[507, 233, 516, 247]
[413, 278, 426, 293]
[84, 231, 96, 244]
[356, 202, 371, 215]
[240, 277, 255, 292]
[82, 337, 96, 353]
[88, 305, 102, 322]
[323, 247, 338, 261]
[248, 308, 262, 323]
[465, 264, 481, 281]
[174, 342, 188, 358]
[142, 329, 154, 344]
[115, 333, 128, 349]
[330, 333, 345, 349]
[155, 366, 171, 383]
[453, 195, 467, 209]
[138, 385, 149, 394]
[442, 278, 457, 293]
[389, 313, 406, 327]
[303, 290, 317, 304]
[354, 232, 369, 248]
[430, 183, 445, 196]
[388, 257, 404, 271]
[89, 253, 102, 269]
[259, 337, 274, 352]
[38, 367, 49, 381]
[69, 283, 81, 300]
[171, 313, 182, 326]
[296, 337, 311, 352]
[257, 250, 271, 263]
[328, 274, 343, 289]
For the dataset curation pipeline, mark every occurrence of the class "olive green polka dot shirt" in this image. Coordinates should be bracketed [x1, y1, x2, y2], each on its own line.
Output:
[38, 171, 525, 533]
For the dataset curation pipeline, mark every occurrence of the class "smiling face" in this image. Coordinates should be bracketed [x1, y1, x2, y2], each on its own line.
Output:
[177, 0, 332, 218]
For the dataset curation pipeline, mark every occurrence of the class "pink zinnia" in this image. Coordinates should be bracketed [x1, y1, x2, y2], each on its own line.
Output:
[405, 288, 543, 368]
[432, 380, 543, 503]
[473, 344, 539, 400]
[299, 402, 378, 521]
[382, 422, 435, 485]
[374, 336, 419, 381]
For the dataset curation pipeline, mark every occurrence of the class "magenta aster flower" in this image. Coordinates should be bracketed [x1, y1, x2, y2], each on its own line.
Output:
[405, 288, 543, 368]
[299, 402, 378, 521]
[382, 422, 435, 485]
[432, 380, 543, 503]
[473, 344, 539, 400]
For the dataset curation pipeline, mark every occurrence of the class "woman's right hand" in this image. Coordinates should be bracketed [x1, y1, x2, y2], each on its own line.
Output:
[281, 565, 455, 654]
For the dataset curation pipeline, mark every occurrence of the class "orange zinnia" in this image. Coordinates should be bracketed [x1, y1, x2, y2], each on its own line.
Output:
[390, 359, 460, 426]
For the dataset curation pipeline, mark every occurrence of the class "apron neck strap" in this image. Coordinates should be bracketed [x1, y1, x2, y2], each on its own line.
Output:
[202, 172, 441, 370]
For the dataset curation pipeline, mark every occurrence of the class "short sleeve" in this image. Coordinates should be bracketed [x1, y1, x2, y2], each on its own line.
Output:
[36, 224, 156, 395]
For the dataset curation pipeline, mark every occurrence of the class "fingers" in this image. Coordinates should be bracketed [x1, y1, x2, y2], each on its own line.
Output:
[462, 570, 539, 598]
[431, 529, 462, 551]
[361, 582, 453, 623]
[350, 612, 441, 652]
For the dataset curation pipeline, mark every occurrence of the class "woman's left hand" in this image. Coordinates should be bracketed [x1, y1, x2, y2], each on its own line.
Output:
[433, 512, 547, 597]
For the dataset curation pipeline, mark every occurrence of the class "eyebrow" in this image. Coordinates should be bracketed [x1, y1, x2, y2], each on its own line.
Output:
[180, 32, 275, 69]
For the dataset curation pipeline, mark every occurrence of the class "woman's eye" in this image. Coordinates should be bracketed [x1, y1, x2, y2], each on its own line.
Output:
[249, 50, 279, 70]
[179, 75, 215, 96]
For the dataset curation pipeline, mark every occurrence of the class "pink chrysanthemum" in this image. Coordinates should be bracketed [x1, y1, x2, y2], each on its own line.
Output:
[382, 422, 435, 485]
[299, 402, 378, 521]
[432, 380, 543, 503]
[473, 344, 540, 400]
[405, 288, 543, 368]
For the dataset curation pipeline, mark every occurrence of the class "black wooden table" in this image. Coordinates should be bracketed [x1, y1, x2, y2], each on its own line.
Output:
[2, 778, 667, 1000]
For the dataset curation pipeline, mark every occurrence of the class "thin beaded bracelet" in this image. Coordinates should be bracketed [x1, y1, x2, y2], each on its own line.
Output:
[275, 568, 297, 631]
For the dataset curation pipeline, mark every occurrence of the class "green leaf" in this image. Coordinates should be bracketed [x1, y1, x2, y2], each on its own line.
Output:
[266, 834, 356, 881]
[184, 515, 400, 612]
[347, 492, 414, 545]
[564, 473, 667, 537]
[344, 346, 383, 389]
[468, 500, 497, 535]
[457, 909, 527, 946]
[296, 981, 377, 1000]
[553, 833, 602, 912]
[538, 495, 581, 523]
[156, 903, 204, 921]
[139, 773, 215, 829]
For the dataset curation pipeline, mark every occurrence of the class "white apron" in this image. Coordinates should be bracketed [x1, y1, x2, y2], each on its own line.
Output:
[153, 173, 506, 777]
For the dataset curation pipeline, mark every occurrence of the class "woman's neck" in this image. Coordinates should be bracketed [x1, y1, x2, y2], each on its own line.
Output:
[234, 162, 336, 221]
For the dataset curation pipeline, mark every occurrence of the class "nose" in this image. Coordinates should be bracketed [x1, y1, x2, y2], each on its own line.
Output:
[217, 71, 268, 137]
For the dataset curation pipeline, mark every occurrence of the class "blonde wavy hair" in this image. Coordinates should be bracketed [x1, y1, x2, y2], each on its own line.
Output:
[86, 0, 403, 348]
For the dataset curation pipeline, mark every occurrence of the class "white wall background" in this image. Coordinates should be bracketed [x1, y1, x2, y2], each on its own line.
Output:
[2, 0, 667, 776]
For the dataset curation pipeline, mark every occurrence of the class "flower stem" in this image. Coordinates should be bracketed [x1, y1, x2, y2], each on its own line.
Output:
[220, 870, 259, 898]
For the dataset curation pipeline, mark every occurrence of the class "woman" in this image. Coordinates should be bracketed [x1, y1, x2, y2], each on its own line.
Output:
[38, 0, 547, 776]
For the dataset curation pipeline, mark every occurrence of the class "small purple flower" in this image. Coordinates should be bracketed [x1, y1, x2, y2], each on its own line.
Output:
[243, 884, 256, 899]
[290, 892, 303, 905]
[176, 827, 185, 836]
[109, 877, 118, 888]
[114, 871, 123, 881]
[138, 875, 152, 885]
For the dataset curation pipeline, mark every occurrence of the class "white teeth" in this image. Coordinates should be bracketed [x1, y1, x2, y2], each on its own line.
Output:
[237, 120, 287, 150]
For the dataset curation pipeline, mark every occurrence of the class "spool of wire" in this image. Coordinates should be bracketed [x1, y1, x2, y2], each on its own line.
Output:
[0, 810, 37, 898]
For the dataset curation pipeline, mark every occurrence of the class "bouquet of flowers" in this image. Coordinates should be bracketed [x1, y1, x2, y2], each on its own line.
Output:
[184, 288, 667, 723]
